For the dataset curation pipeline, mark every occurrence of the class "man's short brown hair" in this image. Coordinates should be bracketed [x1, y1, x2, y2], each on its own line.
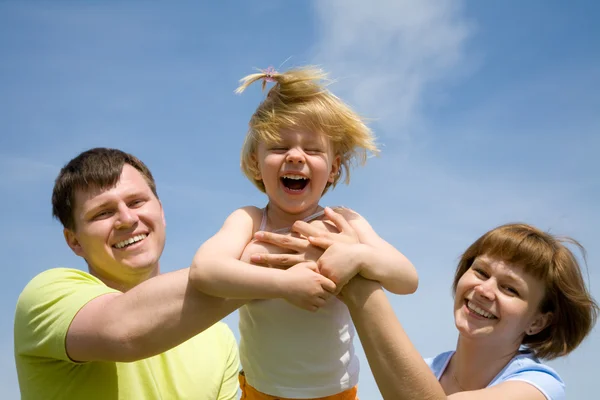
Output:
[52, 148, 158, 230]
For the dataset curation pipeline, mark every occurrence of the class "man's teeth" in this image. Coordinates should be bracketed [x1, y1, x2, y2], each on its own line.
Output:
[281, 174, 308, 180]
[467, 301, 495, 319]
[115, 234, 147, 249]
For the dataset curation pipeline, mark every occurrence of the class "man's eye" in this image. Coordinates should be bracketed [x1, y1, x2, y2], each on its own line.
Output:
[129, 199, 145, 208]
[92, 210, 113, 220]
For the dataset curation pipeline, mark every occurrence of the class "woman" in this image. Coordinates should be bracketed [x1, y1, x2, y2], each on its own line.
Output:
[255, 220, 598, 399]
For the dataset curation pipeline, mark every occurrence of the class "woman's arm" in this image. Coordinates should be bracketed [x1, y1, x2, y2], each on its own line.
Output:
[189, 207, 336, 311]
[342, 278, 550, 400]
[342, 277, 446, 400]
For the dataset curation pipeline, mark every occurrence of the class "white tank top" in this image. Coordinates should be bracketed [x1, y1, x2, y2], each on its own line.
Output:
[239, 206, 359, 398]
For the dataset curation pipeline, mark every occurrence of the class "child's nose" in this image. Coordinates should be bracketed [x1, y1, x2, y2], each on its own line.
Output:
[285, 148, 305, 164]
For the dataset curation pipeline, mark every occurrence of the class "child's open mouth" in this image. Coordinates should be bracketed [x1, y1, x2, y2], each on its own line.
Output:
[280, 175, 310, 191]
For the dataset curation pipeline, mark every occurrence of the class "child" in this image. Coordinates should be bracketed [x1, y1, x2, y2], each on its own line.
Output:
[190, 66, 418, 399]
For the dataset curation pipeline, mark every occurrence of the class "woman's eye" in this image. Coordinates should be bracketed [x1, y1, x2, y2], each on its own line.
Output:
[473, 268, 488, 278]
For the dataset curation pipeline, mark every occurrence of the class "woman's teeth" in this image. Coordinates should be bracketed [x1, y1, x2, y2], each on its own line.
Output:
[467, 301, 496, 319]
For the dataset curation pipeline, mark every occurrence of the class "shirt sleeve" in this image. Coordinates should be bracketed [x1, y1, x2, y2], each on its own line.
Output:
[505, 367, 565, 400]
[217, 323, 241, 400]
[14, 268, 119, 362]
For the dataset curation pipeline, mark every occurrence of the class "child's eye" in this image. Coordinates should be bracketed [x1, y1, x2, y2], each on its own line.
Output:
[503, 286, 520, 296]
[269, 147, 287, 153]
[305, 149, 323, 154]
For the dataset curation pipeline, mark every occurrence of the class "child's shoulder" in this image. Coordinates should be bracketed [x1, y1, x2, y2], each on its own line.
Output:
[228, 206, 265, 233]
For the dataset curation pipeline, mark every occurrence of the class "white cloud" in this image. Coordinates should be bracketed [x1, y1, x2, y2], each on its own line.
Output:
[312, 0, 473, 137]
[0, 155, 59, 186]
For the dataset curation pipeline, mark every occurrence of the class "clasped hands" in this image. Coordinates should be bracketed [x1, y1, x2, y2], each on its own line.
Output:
[250, 207, 368, 312]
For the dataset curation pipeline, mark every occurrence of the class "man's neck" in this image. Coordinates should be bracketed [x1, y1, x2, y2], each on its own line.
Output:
[88, 266, 160, 292]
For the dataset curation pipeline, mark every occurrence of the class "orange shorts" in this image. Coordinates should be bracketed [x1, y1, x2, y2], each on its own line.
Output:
[239, 371, 358, 400]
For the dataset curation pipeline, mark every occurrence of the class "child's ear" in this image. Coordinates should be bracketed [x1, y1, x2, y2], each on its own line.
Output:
[328, 156, 341, 183]
[251, 153, 262, 180]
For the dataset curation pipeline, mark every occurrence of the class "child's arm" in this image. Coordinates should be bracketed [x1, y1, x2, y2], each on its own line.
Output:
[339, 208, 418, 295]
[291, 207, 418, 295]
[254, 207, 418, 295]
[189, 207, 336, 311]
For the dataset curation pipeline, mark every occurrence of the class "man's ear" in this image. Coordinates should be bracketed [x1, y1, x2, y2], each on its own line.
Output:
[526, 312, 553, 336]
[159, 200, 166, 227]
[328, 155, 342, 183]
[64, 228, 85, 257]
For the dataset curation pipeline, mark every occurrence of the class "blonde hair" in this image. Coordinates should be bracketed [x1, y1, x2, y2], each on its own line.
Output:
[237, 66, 379, 193]
[453, 223, 598, 360]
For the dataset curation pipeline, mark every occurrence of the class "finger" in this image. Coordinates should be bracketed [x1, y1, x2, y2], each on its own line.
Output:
[291, 220, 324, 238]
[254, 231, 307, 251]
[314, 298, 327, 308]
[324, 207, 354, 235]
[319, 276, 337, 293]
[250, 253, 303, 266]
[318, 292, 332, 302]
[308, 235, 334, 249]
[303, 261, 319, 272]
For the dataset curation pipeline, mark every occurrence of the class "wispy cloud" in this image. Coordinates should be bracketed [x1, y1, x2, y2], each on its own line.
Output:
[312, 0, 474, 137]
[0, 155, 59, 186]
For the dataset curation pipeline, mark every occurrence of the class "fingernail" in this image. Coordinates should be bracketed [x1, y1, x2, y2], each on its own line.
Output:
[250, 254, 261, 262]
[254, 232, 264, 239]
[308, 236, 315, 242]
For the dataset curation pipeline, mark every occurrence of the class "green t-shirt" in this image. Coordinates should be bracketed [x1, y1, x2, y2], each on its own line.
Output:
[14, 268, 239, 400]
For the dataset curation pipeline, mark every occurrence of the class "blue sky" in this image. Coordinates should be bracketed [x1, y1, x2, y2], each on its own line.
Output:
[1, 1, 598, 398]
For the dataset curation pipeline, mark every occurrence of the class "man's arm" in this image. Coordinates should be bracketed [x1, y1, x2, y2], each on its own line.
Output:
[189, 207, 336, 310]
[66, 269, 245, 363]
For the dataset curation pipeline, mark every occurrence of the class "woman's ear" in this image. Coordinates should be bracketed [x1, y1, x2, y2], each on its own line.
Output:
[526, 312, 553, 336]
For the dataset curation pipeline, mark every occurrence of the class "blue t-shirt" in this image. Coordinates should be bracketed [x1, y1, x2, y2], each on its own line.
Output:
[424, 351, 565, 400]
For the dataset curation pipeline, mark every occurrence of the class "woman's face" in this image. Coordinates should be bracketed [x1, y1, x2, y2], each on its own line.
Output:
[454, 255, 552, 347]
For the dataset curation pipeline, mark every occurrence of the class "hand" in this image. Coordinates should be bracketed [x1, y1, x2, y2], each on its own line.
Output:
[317, 242, 366, 294]
[250, 233, 324, 267]
[294, 207, 360, 249]
[280, 261, 337, 312]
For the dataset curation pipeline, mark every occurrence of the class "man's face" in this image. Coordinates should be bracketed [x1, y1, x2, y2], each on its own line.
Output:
[64, 164, 166, 288]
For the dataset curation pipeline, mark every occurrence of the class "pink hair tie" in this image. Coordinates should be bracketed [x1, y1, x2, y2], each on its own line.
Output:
[261, 66, 277, 90]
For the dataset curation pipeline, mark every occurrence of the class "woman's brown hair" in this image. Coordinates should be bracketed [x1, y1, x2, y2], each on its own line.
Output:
[453, 223, 598, 360]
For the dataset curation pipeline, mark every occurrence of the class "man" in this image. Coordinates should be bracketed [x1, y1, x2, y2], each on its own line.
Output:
[14, 148, 243, 399]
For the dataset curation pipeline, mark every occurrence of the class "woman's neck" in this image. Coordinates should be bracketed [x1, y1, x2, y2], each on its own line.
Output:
[265, 202, 323, 231]
[445, 336, 520, 393]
